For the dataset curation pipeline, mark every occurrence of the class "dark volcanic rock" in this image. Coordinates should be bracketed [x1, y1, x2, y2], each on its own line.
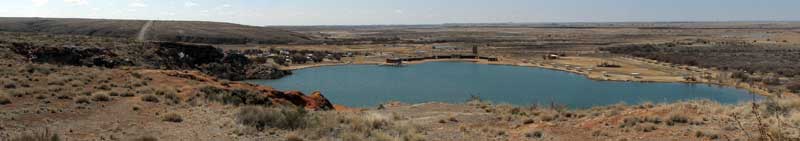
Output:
[154, 42, 225, 69]
[7, 41, 290, 80]
[10, 42, 132, 68]
[151, 42, 290, 80]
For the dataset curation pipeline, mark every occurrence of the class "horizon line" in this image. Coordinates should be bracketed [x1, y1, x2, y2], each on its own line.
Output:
[3, 16, 800, 27]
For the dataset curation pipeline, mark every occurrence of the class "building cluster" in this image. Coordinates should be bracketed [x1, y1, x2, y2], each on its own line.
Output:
[237, 48, 350, 66]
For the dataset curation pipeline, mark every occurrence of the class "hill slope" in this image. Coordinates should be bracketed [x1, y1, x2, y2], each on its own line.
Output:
[0, 17, 310, 44]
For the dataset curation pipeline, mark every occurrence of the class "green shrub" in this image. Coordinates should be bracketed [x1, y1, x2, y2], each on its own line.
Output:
[236, 106, 309, 130]
[142, 95, 159, 103]
[162, 113, 183, 122]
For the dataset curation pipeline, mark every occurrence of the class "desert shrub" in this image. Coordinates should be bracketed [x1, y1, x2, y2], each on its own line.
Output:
[762, 97, 800, 117]
[695, 130, 720, 139]
[286, 134, 304, 141]
[236, 106, 309, 130]
[0, 93, 10, 105]
[162, 113, 183, 122]
[75, 96, 91, 104]
[525, 131, 543, 138]
[667, 114, 690, 126]
[620, 117, 641, 128]
[96, 85, 111, 91]
[155, 88, 175, 96]
[788, 81, 800, 93]
[4, 83, 16, 89]
[120, 92, 135, 97]
[132, 136, 158, 141]
[9, 128, 60, 141]
[523, 119, 535, 124]
[141, 95, 159, 103]
[201, 86, 270, 106]
[164, 92, 180, 104]
[643, 116, 662, 124]
[510, 107, 524, 115]
[635, 123, 658, 132]
[597, 62, 622, 68]
[539, 112, 558, 122]
[91, 93, 110, 102]
[108, 91, 119, 96]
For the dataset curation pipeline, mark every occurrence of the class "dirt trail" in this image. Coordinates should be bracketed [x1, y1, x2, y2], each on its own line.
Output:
[137, 21, 154, 41]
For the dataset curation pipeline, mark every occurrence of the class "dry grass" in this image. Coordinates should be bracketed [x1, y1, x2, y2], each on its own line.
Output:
[9, 129, 61, 141]
[162, 113, 183, 123]
[91, 93, 110, 102]
[299, 111, 424, 141]
[74, 96, 91, 104]
[0, 92, 10, 105]
[141, 94, 159, 103]
[236, 106, 310, 130]
[132, 136, 158, 141]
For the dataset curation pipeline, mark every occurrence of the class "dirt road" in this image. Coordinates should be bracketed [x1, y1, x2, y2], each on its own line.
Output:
[137, 20, 154, 41]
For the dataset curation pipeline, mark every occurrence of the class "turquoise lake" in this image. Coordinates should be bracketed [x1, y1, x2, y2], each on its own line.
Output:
[247, 61, 759, 108]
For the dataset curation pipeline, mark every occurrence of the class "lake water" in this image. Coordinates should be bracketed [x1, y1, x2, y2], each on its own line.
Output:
[247, 61, 759, 108]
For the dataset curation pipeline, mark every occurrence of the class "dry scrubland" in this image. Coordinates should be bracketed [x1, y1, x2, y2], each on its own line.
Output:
[1, 21, 800, 140]
[0, 17, 310, 44]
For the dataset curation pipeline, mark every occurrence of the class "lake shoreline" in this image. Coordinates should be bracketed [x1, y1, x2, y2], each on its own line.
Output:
[277, 58, 772, 97]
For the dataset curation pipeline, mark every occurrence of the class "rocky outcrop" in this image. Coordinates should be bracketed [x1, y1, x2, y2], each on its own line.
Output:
[7, 41, 291, 81]
[191, 74, 334, 110]
[152, 42, 290, 80]
[272, 91, 335, 110]
[9, 42, 133, 68]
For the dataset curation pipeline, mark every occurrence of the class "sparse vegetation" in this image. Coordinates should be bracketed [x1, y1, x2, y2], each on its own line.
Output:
[164, 92, 180, 104]
[3, 19, 800, 140]
[75, 96, 91, 104]
[667, 114, 690, 126]
[236, 106, 309, 130]
[526, 131, 543, 138]
[132, 136, 158, 141]
[201, 86, 270, 106]
[788, 81, 800, 93]
[597, 62, 622, 68]
[142, 95, 160, 103]
[9, 129, 61, 141]
[91, 93, 110, 102]
[162, 113, 183, 122]
[0, 93, 10, 105]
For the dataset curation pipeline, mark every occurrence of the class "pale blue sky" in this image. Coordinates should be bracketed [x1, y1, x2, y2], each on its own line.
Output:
[1, 0, 799, 26]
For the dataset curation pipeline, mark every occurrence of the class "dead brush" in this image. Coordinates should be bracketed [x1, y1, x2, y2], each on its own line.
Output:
[9, 128, 61, 141]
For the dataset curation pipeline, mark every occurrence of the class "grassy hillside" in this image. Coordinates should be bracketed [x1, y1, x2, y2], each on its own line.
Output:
[0, 17, 310, 44]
